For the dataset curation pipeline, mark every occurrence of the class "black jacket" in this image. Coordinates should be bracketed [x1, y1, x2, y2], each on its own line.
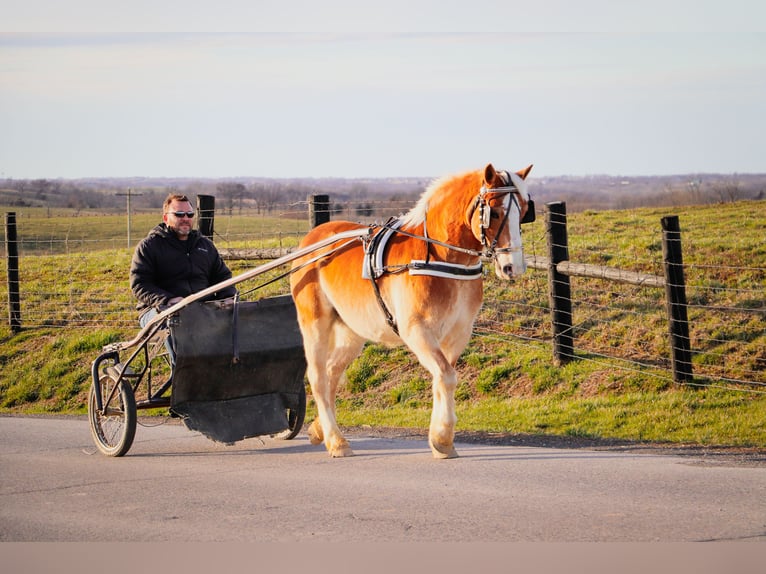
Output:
[130, 223, 237, 317]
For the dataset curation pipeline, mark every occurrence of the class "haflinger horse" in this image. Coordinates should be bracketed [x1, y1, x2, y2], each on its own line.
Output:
[289, 163, 533, 459]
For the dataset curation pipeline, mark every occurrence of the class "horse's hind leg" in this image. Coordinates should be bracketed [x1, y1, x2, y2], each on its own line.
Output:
[304, 318, 364, 457]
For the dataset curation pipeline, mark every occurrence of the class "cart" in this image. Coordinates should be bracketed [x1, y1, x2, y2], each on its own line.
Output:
[87, 228, 373, 457]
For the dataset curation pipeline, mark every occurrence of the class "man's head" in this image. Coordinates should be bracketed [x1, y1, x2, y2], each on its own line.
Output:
[162, 193, 195, 240]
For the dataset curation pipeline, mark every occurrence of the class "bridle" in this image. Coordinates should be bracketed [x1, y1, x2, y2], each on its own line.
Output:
[468, 170, 529, 259]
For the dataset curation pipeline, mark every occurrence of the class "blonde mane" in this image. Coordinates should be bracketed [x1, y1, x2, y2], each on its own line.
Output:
[399, 171, 476, 229]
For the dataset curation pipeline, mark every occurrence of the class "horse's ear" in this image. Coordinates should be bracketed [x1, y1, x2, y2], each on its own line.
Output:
[484, 163, 497, 184]
[516, 164, 534, 180]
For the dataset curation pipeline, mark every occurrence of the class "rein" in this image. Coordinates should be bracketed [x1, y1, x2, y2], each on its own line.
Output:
[237, 238, 359, 299]
[375, 221, 492, 259]
[389, 186, 525, 260]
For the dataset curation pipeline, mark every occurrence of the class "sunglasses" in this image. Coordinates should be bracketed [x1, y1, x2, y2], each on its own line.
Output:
[168, 211, 195, 218]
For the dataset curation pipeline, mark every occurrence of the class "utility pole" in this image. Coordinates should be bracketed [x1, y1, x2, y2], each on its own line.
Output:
[116, 188, 142, 248]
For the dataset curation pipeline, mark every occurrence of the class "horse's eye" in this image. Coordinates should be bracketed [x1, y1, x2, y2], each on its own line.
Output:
[490, 211, 500, 219]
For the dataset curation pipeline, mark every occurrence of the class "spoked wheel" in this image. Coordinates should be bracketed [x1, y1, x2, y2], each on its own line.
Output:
[88, 365, 137, 457]
[272, 383, 307, 440]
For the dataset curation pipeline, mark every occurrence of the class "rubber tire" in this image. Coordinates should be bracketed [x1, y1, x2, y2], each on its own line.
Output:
[88, 367, 137, 457]
[273, 383, 306, 440]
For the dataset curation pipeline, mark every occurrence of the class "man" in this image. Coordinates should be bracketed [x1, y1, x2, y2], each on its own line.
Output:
[130, 193, 237, 362]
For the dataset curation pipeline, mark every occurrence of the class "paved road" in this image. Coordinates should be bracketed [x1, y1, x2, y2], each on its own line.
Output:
[1, 415, 765, 542]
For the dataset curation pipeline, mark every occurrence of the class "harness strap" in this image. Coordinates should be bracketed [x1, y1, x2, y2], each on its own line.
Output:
[364, 218, 401, 336]
[408, 260, 483, 279]
[231, 292, 240, 364]
[369, 269, 399, 336]
[363, 216, 488, 336]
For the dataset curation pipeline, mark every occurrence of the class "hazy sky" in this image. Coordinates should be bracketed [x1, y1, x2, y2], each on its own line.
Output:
[2, 1, 765, 180]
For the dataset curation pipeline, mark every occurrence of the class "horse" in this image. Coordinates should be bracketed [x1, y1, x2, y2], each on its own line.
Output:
[289, 163, 533, 458]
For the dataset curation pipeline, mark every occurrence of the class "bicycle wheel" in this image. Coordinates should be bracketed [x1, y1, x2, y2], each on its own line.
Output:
[88, 365, 137, 457]
[272, 383, 306, 440]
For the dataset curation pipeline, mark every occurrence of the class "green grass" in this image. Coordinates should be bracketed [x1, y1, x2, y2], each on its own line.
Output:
[331, 389, 766, 447]
[6, 209, 309, 254]
[1, 199, 765, 449]
[325, 340, 766, 448]
[0, 327, 126, 413]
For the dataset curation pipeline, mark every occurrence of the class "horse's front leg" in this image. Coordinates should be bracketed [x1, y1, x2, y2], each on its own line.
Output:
[428, 364, 459, 459]
[405, 331, 459, 459]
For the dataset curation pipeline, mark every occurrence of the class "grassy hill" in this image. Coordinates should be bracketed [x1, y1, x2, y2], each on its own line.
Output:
[1, 199, 765, 449]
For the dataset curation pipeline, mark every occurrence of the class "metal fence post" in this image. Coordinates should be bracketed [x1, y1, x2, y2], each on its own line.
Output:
[661, 215, 694, 383]
[197, 195, 216, 240]
[5, 212, 21, 332]
[308, 194, 330, 228]
[545, 201, 573, 365]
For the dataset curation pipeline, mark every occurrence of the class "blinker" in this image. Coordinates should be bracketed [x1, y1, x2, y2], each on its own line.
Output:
[481, 203, 491, 228]
[521, 198, 536, 224]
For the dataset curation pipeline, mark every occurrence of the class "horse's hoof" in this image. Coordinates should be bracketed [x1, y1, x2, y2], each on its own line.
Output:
[307, 420, 324, 445]
[308, 432, 323, 446]
[329, 445, 355, 458]
[430, 440, 459, 459]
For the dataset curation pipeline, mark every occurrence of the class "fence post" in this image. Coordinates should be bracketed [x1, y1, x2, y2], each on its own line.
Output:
[5, 212, 21, 332]
[545, 202, 573, 365]
[308, 194, 330, 228]
[197, 195, 215, 240]
[661, 216, 694, 383]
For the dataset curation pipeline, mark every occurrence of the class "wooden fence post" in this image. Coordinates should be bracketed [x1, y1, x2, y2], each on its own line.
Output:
[197, 195, 216, 241]
[545, 202, 573, 365]
[661, 216, 694, 383]
[309, 194, 330, 228]
[5, 212, 21, 332]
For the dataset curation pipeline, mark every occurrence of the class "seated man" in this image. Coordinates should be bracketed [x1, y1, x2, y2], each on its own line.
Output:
[129, 193, 237, 365]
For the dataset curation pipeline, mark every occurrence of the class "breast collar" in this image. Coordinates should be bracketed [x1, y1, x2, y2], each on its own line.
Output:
[362, 218, 483, 281]
[361, 217, 482, 337]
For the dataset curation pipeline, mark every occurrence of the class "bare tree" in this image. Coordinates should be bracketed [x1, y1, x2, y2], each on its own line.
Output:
[686, 179, 703, 203]
[216, 182, 246, 215]
[711, 177, 742, 203]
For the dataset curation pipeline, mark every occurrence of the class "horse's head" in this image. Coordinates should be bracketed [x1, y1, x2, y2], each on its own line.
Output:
[468, 163, 533, 280]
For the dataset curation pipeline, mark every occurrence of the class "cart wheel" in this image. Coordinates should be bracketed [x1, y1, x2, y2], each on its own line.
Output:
[88, 365, 137, 457]
[273, 383, 306, 440]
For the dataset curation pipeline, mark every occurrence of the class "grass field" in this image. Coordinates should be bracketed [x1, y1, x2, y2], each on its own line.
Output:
[1, 199, 765, 448]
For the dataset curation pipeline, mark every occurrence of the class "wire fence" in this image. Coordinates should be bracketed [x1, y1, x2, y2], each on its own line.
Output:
[474, 205, 766, 394]
[2, 199, 765, 394]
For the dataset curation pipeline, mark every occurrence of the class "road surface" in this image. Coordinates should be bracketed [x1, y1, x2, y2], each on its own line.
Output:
[1, 415, 765, 542]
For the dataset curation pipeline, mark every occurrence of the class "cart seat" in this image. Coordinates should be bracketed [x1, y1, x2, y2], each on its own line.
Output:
[169, 295, 307, 444]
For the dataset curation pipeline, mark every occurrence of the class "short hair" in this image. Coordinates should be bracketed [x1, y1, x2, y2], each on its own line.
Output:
[163, 193, 191, 212]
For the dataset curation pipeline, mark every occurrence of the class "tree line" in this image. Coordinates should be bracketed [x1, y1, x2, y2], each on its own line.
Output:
[0, 177, 422, 216]
[2, 173, 764, 216]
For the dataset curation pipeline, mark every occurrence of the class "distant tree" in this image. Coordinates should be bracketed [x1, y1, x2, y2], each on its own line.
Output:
[685, 179, 703, 203]
[355, 203, 374, 217]
[30, 179, 53, 200]
[711, 178, 742, 203]
[216, 182, 246, 215]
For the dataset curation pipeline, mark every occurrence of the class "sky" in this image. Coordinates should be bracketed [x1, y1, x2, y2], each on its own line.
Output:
[2, 1, 766, 180]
